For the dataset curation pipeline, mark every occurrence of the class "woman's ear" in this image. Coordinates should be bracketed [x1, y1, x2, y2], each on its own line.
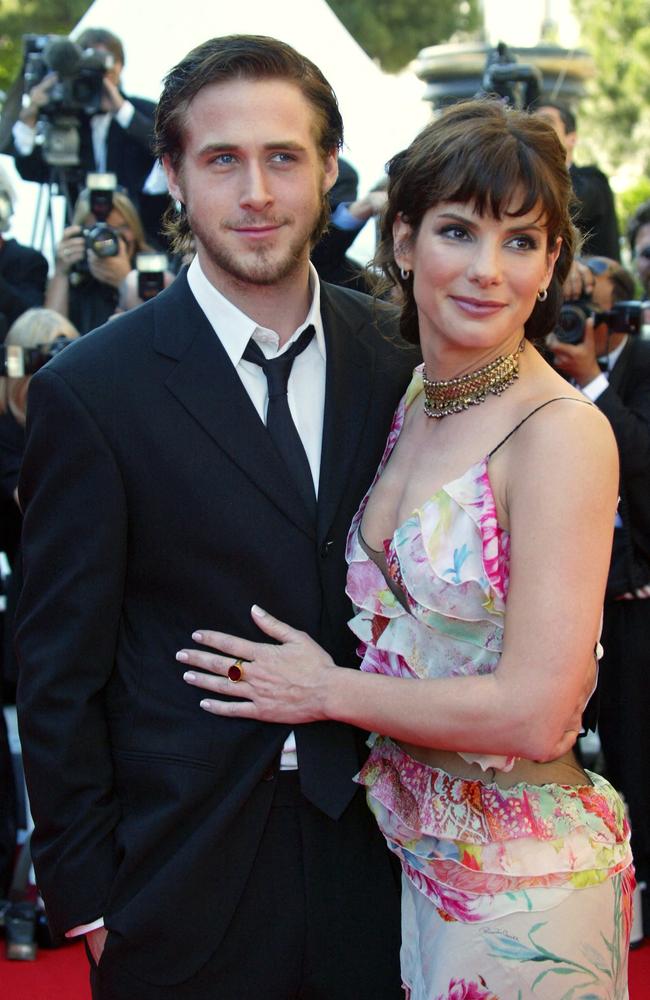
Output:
[393, 213, 413, 272]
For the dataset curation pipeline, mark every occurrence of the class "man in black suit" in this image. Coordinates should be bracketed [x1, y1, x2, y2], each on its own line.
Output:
[533, 101, 620, 261]
[15, 35, 416, 998]
[9, 28, 167, 245]
[549, 256, 650, 936]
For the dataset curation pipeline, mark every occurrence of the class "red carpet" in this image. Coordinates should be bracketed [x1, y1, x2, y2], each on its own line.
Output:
[1, 939, 650, 998]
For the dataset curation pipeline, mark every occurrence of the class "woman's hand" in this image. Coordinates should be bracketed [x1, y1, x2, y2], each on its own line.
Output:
[54, 226, 86, 276]
[178, 605, 335, 723]
[88, 235, 133, 289]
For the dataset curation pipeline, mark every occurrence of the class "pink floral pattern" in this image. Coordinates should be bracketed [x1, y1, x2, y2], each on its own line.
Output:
[346, 368, 633, 928]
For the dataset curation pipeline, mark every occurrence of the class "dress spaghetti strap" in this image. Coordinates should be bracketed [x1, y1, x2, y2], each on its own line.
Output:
[488, 396, 593, 458]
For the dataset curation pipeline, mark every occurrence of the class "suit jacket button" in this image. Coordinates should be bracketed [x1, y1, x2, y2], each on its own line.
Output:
[262, 766, 276, 781]
[320, 540, 333, 559]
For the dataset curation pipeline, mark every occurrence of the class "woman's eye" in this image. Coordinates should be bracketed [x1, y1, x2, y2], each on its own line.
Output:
[440, 225, 469, 240]
[509, 235, 537, 250]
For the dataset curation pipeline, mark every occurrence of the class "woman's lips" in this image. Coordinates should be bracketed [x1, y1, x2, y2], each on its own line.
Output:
[451, 296, 507, 316]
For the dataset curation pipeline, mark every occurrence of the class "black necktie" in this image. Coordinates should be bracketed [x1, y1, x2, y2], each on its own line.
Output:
[243, 325, 317, 516]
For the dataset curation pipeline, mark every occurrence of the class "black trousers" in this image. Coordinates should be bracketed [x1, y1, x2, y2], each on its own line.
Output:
[90, 773, 402, 999]
[598, 597, 650, 883]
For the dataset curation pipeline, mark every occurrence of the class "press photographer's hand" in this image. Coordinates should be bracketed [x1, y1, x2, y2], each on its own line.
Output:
[55, 226, 86, 276]
[88, 234, 132, 288]
[178, 605, 335, 723]
[547, 317, 602, 387]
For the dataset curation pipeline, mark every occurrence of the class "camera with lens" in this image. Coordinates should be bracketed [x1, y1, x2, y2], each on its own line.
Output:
[21, 34, 113, 167]
[555, 299, 648, 344]
[0, 336, 76, 377]
[72, 173, 120, 280]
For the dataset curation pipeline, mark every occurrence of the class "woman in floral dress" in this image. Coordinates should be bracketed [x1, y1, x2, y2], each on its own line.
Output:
[180, 99, 633, 998]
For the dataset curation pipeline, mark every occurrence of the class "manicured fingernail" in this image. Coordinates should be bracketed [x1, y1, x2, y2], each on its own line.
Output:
[192, 631, 203, 641]
[200, 700, 212, 710]
[251, 605, 265, 617]
[183, 671, 196, 681]
[176, 650, 188, 662]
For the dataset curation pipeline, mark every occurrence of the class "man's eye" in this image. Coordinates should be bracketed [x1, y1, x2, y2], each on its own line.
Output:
[211, 154, 236, 166]
[270, 153, 296, 163]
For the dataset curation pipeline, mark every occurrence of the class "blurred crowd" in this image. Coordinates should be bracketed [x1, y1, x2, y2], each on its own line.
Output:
[1, 24, 650, 955]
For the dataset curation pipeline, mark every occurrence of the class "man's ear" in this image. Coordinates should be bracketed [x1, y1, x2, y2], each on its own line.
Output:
[162, 154, 183, 204]
[393, 214, 414, 272]
[322, 150, 339, 197]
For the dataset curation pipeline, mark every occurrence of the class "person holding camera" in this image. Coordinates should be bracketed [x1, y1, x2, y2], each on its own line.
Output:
[9, 28, 167, 246]
[45, 187, 151, 334]
[548, 255, 650, 938]
[533, 101, 621, 261]
[626, 200, 650, 298]
[0, 308, 78, 939]
[0, 163, 47, 332]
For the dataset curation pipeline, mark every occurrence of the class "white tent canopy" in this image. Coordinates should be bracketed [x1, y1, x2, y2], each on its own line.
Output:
[4, 0, 431, 263]
[75, 0, 429, 195]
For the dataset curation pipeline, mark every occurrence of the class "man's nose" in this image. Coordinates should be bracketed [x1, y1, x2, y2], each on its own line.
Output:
[240, 164, 273, 211]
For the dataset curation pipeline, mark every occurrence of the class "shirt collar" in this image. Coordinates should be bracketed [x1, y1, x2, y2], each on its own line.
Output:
[598, 335, 628, 370]
[186, 255, 325, 365]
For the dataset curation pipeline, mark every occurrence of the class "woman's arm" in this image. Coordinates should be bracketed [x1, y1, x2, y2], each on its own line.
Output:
[181, 402, 618, 762]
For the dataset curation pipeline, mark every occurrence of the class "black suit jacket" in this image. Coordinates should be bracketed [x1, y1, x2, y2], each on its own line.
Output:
[15, 272, 417, 982]
[0, 238, 48, 328]
[596, 336, 650, 594]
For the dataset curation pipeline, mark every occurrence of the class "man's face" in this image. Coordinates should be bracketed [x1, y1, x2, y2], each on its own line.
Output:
[634, 222, 650, 295]
[534, 106, 576, 167]
[164, 77, 338, 293]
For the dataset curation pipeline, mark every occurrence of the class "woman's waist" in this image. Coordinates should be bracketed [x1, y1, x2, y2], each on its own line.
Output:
[396, 742, 590, 788]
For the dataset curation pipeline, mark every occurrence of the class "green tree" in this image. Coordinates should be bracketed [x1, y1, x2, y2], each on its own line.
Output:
[0, 0, 91, 97]
[571, 0, 650, 176]
[328, 0, 482, 72]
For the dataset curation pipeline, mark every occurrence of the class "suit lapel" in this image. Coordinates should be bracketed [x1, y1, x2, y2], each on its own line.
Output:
[608, 337, 633, 395]
[153, 273, 315, 539]
[317, 284, 376, 543]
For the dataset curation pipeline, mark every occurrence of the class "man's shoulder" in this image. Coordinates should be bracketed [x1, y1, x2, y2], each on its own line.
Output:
[320, 280, 404, 338]
[571, 163, 613, 189]
[1, 239, 47, 269]
[126, 93, 156, 116]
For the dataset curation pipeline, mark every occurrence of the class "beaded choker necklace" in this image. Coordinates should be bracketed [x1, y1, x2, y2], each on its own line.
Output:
[423, 339, 525, 419]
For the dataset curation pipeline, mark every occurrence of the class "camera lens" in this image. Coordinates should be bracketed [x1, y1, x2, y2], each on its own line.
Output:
[555, 304, 587, 344]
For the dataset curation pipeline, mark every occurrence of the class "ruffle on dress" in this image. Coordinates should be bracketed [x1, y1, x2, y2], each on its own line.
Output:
[355, 736, 632, 922]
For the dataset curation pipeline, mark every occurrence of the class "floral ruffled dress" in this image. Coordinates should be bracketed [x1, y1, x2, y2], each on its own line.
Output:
[346, 369, 633, 999]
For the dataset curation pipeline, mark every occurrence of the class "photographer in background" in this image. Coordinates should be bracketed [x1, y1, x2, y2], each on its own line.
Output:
[0, 308, 78, 951]
[626, 199, 650, 298]
[46, 186, 151, 334]
[8, 28, 167, 247]
[548, 256, 650, 936]
[0, 163, 47, 331]
[533, 101, 620, 261]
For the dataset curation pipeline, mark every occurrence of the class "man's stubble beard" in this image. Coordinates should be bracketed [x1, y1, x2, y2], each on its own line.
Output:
[186, 196, 329, 289]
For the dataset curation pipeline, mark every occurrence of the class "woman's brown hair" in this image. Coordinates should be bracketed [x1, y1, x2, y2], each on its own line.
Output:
[374, 98, 578, 345]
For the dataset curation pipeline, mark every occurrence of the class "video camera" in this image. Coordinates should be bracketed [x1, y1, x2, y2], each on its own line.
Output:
[21, 34, 113, 167]
[482, 42, 542, 110]
[0, 336, 76, 377]
[555, 300, 650, 344]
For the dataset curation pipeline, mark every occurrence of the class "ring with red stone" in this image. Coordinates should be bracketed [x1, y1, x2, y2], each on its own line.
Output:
[227, 659, 245, 683]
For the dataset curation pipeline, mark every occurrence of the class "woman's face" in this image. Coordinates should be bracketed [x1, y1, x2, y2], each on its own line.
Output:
[394, 196, 561, 356]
